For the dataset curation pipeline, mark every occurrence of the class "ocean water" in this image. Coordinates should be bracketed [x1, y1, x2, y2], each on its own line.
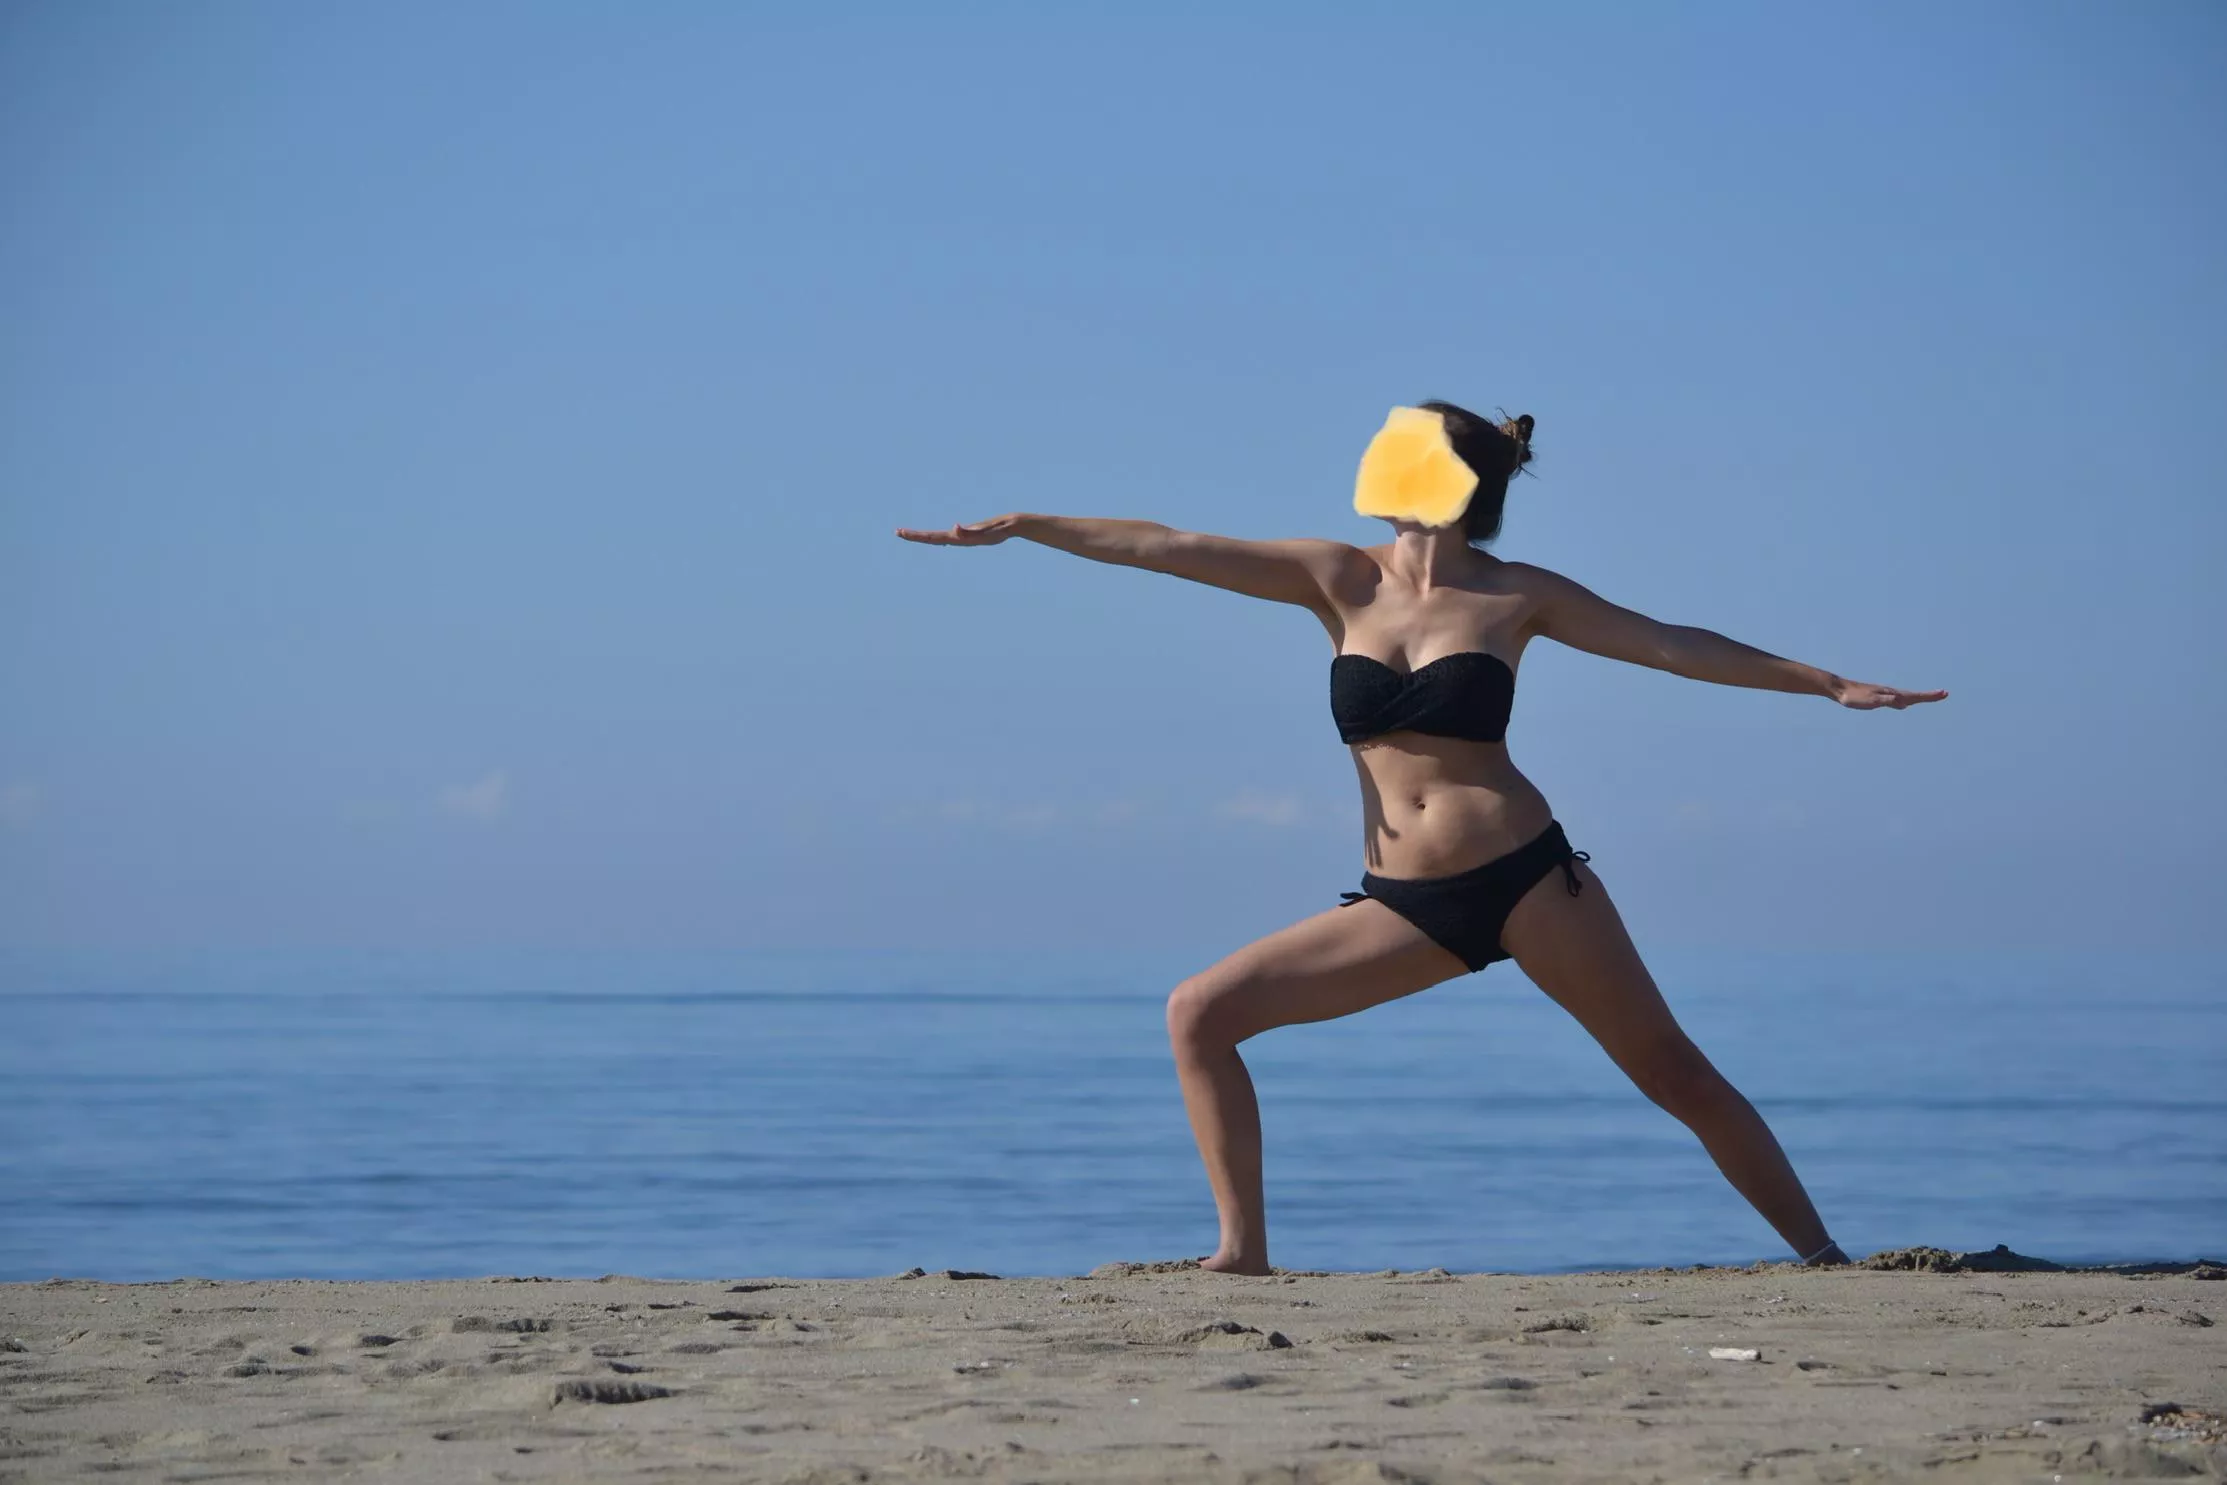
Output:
[1, 946, 2219, 1283]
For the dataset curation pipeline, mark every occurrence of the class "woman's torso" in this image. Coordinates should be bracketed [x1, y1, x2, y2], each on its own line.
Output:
[1314, 546, 1554, 878]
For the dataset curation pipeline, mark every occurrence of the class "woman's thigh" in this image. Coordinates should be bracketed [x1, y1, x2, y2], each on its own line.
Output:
[1497, 858, 1706, 1086]
[1168, 898, 1472, 1047]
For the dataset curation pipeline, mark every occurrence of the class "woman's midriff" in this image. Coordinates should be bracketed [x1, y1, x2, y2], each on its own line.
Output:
[1349, 733, 1554, 879]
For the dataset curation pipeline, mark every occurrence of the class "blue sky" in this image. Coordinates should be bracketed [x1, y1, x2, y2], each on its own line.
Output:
[2, 1, 2221, 953]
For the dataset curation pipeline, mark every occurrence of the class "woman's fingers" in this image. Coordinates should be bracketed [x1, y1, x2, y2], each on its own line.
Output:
[1842, 683, 1948, 710]
[894, 521, 999, 545]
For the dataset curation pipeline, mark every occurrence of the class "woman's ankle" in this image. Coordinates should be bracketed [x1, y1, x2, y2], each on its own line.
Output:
[1197, 1254, 1271, 1276]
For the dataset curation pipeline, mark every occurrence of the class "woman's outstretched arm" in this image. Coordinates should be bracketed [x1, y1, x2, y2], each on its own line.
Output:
[895, 513, 1358, 615]
[1517, 564, 1947, 710]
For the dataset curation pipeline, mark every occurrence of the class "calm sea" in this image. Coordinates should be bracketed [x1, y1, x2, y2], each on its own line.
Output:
[1, 947, 2219, 1282]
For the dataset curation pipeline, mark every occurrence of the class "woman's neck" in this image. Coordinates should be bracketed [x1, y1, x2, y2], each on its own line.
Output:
[1381, 524, 1481, 593]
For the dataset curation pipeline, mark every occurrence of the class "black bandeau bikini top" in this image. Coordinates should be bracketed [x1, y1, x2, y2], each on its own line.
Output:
[1330, 650, 1515, 745]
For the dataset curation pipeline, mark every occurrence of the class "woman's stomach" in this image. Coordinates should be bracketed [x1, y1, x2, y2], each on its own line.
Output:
[1349, 735, 1554, 878]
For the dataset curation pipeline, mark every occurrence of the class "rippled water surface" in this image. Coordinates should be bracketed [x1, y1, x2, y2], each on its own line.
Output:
[2, 946, 2219, 1280]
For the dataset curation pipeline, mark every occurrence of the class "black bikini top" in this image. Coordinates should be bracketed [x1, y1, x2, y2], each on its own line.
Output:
[1330, 650, 1515, 745]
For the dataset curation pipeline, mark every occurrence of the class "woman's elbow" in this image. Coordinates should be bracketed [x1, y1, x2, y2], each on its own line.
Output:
[1651, 627, 1707, 675]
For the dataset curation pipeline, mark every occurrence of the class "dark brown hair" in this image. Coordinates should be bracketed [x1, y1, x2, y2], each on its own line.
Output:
[1417, 400, 1535, 547]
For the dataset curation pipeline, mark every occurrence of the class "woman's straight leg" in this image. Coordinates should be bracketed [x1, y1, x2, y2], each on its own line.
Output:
[1499, 857, 1844, 1262]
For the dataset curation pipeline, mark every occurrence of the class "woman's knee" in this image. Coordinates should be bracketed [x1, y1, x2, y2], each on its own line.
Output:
[1624, 1036, 1731, 1117]
[1166, 972, 1249, 1052]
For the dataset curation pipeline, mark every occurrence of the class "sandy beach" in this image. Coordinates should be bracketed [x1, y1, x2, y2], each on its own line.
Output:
[3, 1251, 2220, 1483]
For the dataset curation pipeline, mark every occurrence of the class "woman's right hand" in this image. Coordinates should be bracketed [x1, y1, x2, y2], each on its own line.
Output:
[1830, 678, 1949, 710]
[894, 514, 1023, 546]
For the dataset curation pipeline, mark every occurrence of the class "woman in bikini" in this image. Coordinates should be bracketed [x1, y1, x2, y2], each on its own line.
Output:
[895, 401, 1945, 1274]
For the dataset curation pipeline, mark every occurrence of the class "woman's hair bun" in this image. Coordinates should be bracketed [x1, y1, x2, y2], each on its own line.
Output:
[1500, 412, 1536, 469]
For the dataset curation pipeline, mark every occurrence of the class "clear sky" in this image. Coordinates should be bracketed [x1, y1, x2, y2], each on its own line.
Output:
[3, 1, 2221, 955]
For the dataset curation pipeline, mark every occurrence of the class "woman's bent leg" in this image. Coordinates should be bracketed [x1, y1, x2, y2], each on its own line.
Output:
[1499, 858, 1843, 1263]
[1166, 899, 1468, 1274]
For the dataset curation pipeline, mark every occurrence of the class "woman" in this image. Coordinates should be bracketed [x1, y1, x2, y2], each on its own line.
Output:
[895, 401, 1945, 1275]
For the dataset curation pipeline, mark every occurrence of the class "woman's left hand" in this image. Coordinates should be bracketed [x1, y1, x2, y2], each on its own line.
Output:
[1831, 679, 1948, 710]
[893, 515, 1021, 546]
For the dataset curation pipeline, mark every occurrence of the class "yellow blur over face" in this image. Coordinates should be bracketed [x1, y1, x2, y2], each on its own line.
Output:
[1352, 406, 1480, 528]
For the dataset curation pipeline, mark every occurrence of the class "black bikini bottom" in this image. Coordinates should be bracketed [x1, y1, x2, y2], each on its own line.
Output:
[1337, 820, 1590, 974]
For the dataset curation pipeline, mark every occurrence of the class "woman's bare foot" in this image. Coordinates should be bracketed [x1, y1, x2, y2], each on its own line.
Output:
[1195, 1251, 1272, 1276]
[1802, 1242, 1852, 1267]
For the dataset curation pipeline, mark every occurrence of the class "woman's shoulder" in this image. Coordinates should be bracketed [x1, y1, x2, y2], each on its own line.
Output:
[1316, 539, 1390, 595]
[1486, 557, 1580, 595]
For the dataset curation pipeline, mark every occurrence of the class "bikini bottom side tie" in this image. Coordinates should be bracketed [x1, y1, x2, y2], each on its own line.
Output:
[1336, 820, 1588, 975]
[1560, 847, 1592, 896]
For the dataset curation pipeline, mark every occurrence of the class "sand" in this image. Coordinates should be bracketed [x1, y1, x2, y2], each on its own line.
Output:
[2, 1253, 2221, 1483]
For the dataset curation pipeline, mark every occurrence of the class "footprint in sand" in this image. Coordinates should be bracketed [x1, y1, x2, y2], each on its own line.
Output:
[1197, 1373, 1265, 1391]
[450, 1316, 555, 1334]
[1386, 1392, 1453, 1408]
[553, 1379, 672, 1405]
